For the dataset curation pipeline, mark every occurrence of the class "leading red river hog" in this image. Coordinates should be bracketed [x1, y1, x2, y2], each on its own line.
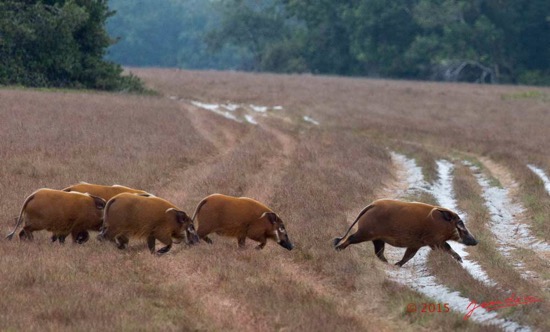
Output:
[191, 193, 294, 250]
[98, 193, 199, 255]
[333, 199, 478, 267]
[6, 188, 106, 244]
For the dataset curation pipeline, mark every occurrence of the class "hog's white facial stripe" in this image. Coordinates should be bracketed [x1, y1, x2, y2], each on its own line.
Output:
[274, 229, 281, 242]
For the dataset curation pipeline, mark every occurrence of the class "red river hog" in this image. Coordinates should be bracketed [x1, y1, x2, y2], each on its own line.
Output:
[98, 193, 198, 255]
[6, 188, 106, 244]
[63, 182, 149, 200]
[191, 193, 294, 250]
[63, 182, 150, 241]
[333, 199, 478, 266]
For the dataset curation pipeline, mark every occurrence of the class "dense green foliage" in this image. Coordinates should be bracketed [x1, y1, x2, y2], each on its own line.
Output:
[0, 0, 145, 91]
[2, 0, 547, 86]
[107, 0, 245, 70]
[105, 0, 547, 85]
[0, 0, 550, 90]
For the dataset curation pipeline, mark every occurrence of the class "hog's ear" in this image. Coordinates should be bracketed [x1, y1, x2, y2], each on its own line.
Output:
[437, 209, 454, 222]
[166, 208, 189, 224]
[90, 195, 106, 210]
[259, 212, 278, 224]
[177, 211, 190, 224]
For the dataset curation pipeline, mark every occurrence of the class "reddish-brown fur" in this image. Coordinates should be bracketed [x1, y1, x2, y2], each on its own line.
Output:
[99, 193, 198, 255]
[6, 188, 106, 244]
[192, 193, 294, 250]
[63, 182, 148, 200]
[333, 199, 477, 266]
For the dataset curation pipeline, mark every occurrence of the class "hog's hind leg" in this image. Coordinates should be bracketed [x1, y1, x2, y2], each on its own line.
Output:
[147, 235, 156, 253]
[115, 235, 129, 249]
[395, 247, 420, 267]
[334, 230, 372, 251]
[197, 223, 214, 244]
[237, 236, 246, 249]
[57, 235, 67, 244]
[19, 226, 35, 241]
[72, 230, 90, 244]
[372, 240, 388, 263]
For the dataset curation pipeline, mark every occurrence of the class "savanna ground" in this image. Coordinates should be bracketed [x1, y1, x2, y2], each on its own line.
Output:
[1, 69, 549, 331]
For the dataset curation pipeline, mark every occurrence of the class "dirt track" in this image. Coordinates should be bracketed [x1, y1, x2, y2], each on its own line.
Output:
[167, 80, 550, 330]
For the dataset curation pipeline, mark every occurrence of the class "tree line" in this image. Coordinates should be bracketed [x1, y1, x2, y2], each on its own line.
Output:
[1, 0, 548, 90]
[108, 0, 549, 85]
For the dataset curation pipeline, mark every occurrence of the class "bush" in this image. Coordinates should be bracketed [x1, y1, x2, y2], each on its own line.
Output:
[517, 70, 550, 86]
[0, 0, 146, 92]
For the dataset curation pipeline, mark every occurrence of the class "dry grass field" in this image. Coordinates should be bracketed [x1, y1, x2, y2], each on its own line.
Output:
[1, 69, 549, 331]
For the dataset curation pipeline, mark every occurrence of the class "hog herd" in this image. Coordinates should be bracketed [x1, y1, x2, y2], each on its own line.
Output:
[6, 182, 478, 265]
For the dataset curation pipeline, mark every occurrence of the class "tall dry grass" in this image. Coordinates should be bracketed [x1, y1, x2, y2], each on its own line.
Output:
[1, 70, 549, 331]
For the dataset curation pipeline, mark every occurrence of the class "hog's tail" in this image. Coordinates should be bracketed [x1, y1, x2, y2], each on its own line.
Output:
[6, 193, 36, 240]
[191, 198, 208, 223]
[333, 203, 374, 248]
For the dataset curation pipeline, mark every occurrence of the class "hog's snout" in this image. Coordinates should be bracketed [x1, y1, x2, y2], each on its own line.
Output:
[462, 235, 478, 246]
[279, 240, 294, 251]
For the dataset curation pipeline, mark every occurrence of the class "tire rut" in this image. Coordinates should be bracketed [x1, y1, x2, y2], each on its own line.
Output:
[242, 124, 296, 202]
[231, 124, 400, 331]
[150, 103, 273, 331]
[474, 157, 550, 288]
[383, 153, 530, 331]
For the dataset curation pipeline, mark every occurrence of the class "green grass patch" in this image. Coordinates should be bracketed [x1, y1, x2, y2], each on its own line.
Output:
[501, 90, 549, 101]
[1, 83, 158, 96]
